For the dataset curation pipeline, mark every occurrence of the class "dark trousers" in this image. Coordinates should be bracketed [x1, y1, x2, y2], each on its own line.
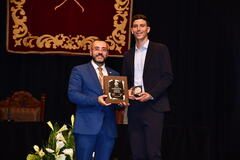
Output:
[128, 104, 165, 160]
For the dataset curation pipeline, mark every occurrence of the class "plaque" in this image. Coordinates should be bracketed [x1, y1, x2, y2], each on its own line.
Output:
[103, 76, 129, 104]
[132, 86, 142, 97]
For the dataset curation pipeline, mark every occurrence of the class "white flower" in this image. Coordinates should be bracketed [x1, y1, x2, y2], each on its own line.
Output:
[62, 148, 73, 157]
[38, 149, 45, 157]
[71, 115, 74, 127]
[33, 145, 45, 157]
[56, 140, 65, 150]
[47, 121, 54, 131]
[56, 154, 66, 160]
[56, 132, 66, 143]
[57, 124, 68, 133]
[26, 115, 75, 160]
[45, 148, 55, 153]
[33, 145, 40, 152]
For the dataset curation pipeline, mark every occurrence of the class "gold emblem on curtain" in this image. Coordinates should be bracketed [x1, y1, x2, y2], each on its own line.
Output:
[54, 0, 85, 12]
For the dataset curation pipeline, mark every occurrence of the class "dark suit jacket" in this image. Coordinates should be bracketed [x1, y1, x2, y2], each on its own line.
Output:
[122, 41, 173, 112]
[68, 62, 119, 138]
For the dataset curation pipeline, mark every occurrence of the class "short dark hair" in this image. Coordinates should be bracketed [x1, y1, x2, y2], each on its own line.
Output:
[132, 14, 150, 27]
[91, 39, 109, 50]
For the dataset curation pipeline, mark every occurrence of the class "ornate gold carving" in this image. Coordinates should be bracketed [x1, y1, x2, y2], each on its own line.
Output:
[106, 0, 129, 53]
[9, 0, 131, 55]
[10, 0, 27, 46]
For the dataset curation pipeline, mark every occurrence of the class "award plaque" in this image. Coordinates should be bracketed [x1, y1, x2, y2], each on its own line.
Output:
[132, 85, 142, 97]
[103, 76, 129, 104]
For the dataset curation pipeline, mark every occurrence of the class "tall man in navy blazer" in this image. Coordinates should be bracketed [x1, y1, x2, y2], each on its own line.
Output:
[122, 14, 173, 160]
[68, 40, 120, 160]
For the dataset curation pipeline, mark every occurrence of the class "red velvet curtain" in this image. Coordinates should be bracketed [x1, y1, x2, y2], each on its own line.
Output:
[7, 0, 133, 57]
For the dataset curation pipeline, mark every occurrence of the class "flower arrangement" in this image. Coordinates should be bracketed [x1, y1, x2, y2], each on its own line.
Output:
[26, 115, 75, 160]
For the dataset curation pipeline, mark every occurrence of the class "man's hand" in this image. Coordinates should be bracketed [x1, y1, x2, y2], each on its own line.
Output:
[135, 92, 153, 102]
[128, 88, 136, 100]
[98, 95, 111, 106]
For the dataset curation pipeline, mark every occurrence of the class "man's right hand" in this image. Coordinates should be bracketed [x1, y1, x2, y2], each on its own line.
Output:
[128, 88, 136, 100]
[98, 95, 111, 106]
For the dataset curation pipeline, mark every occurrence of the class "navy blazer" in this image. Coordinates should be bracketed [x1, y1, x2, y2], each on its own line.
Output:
[122, 41, 173, 112]
[68, 62, 119, 138]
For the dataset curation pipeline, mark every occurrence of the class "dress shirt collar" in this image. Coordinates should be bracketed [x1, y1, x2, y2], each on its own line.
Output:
[91, 60, 108, 76]
[91, 60, 106, 71]
[135, 40, 149, 52]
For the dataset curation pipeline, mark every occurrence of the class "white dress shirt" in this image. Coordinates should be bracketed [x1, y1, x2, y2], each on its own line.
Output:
[134, 40, 149, 92]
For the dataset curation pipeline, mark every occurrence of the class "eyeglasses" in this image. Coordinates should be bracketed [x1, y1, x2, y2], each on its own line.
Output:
[92, 47, 108, 52]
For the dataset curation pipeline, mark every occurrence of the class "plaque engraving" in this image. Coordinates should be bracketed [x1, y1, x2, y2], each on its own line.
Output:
[103, 76, 129, 104]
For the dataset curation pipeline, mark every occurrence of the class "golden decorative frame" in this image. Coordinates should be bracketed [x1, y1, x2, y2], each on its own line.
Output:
[7, 0, 133, 57]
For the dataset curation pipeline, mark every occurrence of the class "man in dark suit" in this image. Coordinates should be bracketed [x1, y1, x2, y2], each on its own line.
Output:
[68, 39, 120, 160]
[122, 14, 173, 160]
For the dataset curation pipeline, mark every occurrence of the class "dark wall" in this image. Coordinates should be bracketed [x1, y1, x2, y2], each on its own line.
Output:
[1, 0, 240, 160]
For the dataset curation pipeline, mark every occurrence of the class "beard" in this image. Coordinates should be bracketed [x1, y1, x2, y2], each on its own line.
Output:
[92, 54, 106, 65]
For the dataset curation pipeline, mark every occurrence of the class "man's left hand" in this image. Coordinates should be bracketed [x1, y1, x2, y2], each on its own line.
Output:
[135, 92, 153, 102]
